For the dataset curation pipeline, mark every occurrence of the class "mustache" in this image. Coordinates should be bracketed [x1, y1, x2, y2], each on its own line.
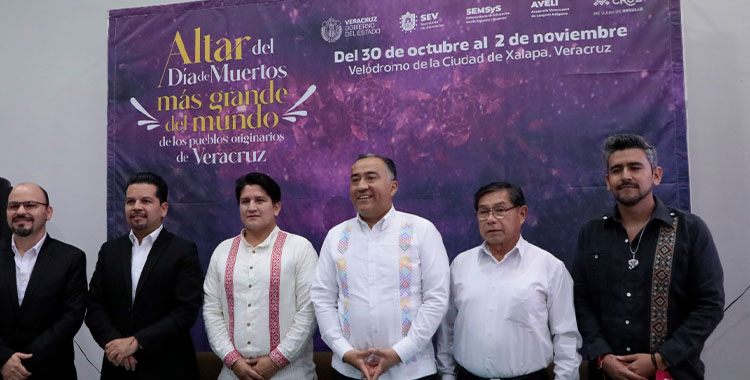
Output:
[616, 181, 639, 190]
[12, 215, 33, 222]
[129, 211, 146, 217]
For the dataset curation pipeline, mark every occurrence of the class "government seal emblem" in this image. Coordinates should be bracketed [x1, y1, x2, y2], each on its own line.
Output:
[400, 12, 416, 33]
[321, 17, 342, 43]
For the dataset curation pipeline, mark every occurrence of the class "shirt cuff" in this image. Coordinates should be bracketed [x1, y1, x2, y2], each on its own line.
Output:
[269, 348, 291, 369]
[331, 338, 356, 360]
[392, 337, 419, 363]
[223, 350, 243, 369]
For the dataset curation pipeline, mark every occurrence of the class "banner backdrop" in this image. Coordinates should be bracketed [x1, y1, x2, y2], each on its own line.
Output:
[108, 0, 689, 350]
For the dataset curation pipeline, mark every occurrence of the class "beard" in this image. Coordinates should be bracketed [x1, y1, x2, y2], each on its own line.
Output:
[10, 215, 34, 237]
[613, 182, 652, 206]
[11, 223, 33, 237]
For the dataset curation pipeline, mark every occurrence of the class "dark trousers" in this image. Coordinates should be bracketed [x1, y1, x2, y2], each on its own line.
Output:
[332, 369, 437, 380]
[457, 366, 549, 380]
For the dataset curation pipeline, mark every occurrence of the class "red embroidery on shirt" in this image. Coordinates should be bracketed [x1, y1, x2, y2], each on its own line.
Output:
[224, 235, 243, 347]
[268, 231, 288, 350]
[223, 349, 243, 369]
[270, 347, 291, 368]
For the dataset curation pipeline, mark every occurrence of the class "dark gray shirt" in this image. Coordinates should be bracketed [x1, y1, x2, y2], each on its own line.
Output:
[573, 196, 724, 380]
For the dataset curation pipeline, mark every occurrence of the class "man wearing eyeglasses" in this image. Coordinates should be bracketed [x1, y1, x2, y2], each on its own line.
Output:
[437, 182, 581, 380]
[0, 183, 87, 380]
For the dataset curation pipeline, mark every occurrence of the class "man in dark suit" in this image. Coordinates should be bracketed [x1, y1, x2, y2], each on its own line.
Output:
[0, 178, 12, 241]
[1, 183, 87, 380]
[86, 172, 203, 380]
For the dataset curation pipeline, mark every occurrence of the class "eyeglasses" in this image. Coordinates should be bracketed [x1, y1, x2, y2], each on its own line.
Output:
[7, 201, 48, 211]
[476, 205, 518, 220]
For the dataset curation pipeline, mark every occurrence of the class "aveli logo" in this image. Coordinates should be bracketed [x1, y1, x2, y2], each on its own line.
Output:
[321, 17, 342, 43]
[400, 12, 416, 32]
[593, 0, 610, 5]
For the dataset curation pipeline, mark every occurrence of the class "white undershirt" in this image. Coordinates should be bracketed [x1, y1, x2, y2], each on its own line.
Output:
[11, 233, 47, 305]
[129, 225, 163, 302]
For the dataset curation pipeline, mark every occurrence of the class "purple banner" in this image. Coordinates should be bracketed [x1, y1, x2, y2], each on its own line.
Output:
[108, 0, 688, 351]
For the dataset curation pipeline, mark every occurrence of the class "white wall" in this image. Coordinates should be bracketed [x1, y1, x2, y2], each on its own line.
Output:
[683, 0, 750, 378]
[0, 0, 747, 379]
[0, 2, 193, 378]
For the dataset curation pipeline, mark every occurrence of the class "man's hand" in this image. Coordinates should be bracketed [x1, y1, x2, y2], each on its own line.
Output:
[231, 358, 264, 380]
[105, 336, 139, 366]
[1, 352, 32, 380]
[619, 353, 657, 379]
[250, 355, 280, 379]
[367, 348, 401, 380]
[600, 354, 648, 380]
[122, 355, 138, 371]
[343, 349, 376, 380]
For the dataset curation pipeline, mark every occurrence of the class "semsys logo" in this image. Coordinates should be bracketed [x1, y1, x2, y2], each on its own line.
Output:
[466, 5, 503, 15]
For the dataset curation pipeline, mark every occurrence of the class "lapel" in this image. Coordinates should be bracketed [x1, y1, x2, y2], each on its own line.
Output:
[0, 239, 20, 312]
[18, 235, 53, 312]
[120, 235, 134, 303]
[134, 229, 172, 302]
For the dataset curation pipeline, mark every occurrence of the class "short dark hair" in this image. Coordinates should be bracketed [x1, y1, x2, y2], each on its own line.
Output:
[356, 153, 397, 181]
[603, 133, 658, 170]
[473, 182, 526, 211]
[235, 172, 281, 204]
[127, 172, 168, 203]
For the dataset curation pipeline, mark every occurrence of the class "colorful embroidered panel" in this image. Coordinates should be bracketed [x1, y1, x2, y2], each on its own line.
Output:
[649, 216, 678, 352]
[399, 222, 413, 336]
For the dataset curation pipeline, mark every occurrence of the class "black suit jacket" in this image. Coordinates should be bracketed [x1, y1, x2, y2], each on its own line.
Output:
[85, 229, 203, 380]
[0, 235, 87, 380]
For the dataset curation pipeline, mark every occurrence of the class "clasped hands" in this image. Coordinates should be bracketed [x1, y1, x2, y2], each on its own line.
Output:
[343, 347, 401, 380]
[105, 336, 139, 371]
[231, 355, 280, 380]
[601, 352, 667, 380]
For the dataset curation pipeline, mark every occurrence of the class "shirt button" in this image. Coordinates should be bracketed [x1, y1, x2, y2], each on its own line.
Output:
[625, 320, 630, 325]
[248, 303, 251, 307]
[252, 250, 256, 254]
[626, 347, 631, 352]
[625, 238, 629, 243]
[247, 341, 251, 345]
[246, 322, 250, 327]
[626, 292, 632, 297]
[249, 266, 253, 270]
[248, 284, 252, 288]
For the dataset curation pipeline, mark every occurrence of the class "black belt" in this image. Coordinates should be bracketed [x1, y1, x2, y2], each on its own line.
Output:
[457, 366, 548, 380]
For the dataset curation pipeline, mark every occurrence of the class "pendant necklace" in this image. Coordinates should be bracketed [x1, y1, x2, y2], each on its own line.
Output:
[628, 216, 653, 270]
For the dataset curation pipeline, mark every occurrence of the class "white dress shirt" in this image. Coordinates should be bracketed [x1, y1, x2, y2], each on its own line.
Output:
[204, 227, 318, 380]
[311, 207, 450, 380]
[437, 237, 582, 380]
[11, 233, 47, 305]
[129, 225, 163, 302]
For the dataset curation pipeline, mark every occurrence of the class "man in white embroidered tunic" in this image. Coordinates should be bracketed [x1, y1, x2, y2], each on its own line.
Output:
[311, 154, 451, 380]
[436, 182, 581, 380]
[204, 172, 318, 380]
